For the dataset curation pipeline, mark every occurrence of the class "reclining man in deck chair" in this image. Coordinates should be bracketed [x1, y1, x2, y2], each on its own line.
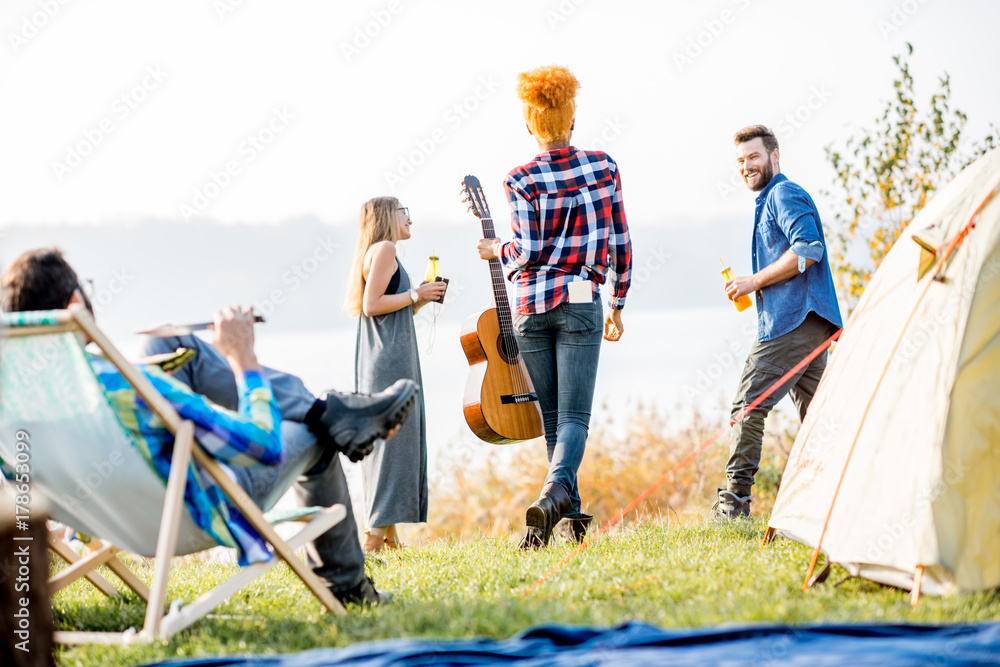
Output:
[1, 247, 411, 607]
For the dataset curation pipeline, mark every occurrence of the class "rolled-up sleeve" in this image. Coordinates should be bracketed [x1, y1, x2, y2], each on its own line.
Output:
[775, 185, 825, 262]
[607, 171, 632, 310]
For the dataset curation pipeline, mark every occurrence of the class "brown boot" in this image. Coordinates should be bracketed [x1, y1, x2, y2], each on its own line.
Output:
[519, 482, 571, 550]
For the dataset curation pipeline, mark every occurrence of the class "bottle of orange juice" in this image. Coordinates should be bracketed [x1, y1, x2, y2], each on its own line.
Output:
[720, 257, 753, 312]
[424, 250, 447, 303]
[424, 250, 440, 284]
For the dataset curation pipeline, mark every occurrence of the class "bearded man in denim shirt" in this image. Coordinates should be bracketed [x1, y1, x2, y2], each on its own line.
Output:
[713, 125, 843, 521]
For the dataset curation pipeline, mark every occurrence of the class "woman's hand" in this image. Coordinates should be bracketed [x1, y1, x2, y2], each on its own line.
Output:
[415, 281, 448, 304]
[477, 238, 501, 260]
[604, 308, 624, 342]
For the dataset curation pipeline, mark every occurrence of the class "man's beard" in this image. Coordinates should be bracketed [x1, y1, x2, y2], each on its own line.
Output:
[744, 161, 774, 192]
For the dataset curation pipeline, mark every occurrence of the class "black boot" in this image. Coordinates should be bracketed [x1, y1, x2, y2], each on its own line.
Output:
[306, 379, 418, 463]
[331, 576, 393, 608]
[519, 482, 571, 550]
[711, 488, 751, 521]
[555, 513, 593, 543]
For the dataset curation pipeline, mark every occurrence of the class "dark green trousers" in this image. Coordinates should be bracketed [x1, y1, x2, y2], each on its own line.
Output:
[725, 313, 838, 497]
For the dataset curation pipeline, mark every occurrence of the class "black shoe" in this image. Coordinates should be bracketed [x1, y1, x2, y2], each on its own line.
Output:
[711, 488, 752, 522]
[309, 379, 418, 463]
[555, 513, 593, 543]
[332, 576, 392, 608]
[519, 482, 571, 550]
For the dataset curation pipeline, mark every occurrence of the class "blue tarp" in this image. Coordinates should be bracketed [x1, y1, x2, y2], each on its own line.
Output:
[143, 620, 1000, 666]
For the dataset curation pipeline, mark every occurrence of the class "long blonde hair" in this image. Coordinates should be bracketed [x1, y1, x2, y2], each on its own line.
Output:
[344, 196, 400, 316]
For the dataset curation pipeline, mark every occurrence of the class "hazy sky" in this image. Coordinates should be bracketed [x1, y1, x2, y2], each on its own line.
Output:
[2, 0, 998, 231]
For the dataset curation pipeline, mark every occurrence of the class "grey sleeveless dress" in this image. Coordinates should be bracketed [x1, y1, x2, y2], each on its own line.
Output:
[355, 259, 428, 527]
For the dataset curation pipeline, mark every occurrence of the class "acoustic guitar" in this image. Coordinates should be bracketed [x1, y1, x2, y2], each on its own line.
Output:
[460, 175, 544, 444]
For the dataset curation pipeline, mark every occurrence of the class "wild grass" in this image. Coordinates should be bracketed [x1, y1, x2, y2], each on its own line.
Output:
[54, 520, 1000, 667]
[421, 402, 797, 541]
[52, 405, 1000, 666]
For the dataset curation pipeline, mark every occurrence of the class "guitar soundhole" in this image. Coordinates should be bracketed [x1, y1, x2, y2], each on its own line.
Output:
[495, 334, 520, 365]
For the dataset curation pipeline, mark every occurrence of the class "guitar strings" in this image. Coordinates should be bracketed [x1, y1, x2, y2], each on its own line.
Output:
[482, 208, 528, 397]
[470, 182, 530, 399]
[483, 213, 519, 393]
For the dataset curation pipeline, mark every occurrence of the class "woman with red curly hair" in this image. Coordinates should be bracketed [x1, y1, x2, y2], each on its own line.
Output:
[477, 65, 633, 549]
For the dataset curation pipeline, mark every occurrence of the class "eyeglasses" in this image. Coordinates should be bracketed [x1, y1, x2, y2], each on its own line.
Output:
[76, 279, 95, 313]
[398, 207, 410, 219]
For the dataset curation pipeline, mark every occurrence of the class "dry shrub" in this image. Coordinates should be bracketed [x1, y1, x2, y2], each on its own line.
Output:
[421, 402, 798, 541]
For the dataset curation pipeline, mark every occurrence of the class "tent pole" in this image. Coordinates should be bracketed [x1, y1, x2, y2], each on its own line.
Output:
[760, 526, 775, 551]
[910, 566, 923, 607]
[802, 187, 995, 593]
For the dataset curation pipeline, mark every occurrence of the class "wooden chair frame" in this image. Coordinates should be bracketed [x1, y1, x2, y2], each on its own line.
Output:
[1, 307, 347, 645]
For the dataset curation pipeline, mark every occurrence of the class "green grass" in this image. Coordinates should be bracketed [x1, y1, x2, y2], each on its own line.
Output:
[54, 520, 1000, 666]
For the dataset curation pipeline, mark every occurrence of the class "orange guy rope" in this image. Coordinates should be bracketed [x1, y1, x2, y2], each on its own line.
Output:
[523, 326, 843, 596]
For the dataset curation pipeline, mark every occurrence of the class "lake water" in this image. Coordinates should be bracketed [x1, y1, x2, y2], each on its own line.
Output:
[250, 305, 777, 449]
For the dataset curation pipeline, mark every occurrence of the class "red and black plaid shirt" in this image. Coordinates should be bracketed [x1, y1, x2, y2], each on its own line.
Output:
[499, 146, 632, 315]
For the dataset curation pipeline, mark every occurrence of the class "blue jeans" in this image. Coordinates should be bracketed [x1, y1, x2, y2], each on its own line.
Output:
[512, 300, 603, 515]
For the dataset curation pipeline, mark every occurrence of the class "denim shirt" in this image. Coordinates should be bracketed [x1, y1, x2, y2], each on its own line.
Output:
[751, 173, 843, 341]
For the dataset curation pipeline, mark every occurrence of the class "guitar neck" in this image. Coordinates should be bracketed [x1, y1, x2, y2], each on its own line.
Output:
[480, 216, 514, 313]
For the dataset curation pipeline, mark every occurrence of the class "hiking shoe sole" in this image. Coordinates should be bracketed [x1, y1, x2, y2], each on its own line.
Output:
[328, 381, 418, 452]
[521, 506, 551, 550]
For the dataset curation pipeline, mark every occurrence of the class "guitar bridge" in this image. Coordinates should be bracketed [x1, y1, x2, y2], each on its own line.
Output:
[500, 393, 538, 405]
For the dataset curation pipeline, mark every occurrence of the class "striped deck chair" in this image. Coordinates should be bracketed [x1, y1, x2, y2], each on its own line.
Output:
[0, 307, 347, 645]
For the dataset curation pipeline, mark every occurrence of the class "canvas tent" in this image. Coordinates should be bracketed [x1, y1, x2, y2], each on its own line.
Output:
[767, 147, 1000, 596]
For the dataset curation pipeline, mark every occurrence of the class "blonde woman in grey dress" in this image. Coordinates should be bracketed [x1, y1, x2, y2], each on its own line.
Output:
[345, 197, 447, 553]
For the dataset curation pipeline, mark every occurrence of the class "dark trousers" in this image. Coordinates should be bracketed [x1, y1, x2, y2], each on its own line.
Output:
[138, 334, 366, 592]
[725, 313, 837, 497]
